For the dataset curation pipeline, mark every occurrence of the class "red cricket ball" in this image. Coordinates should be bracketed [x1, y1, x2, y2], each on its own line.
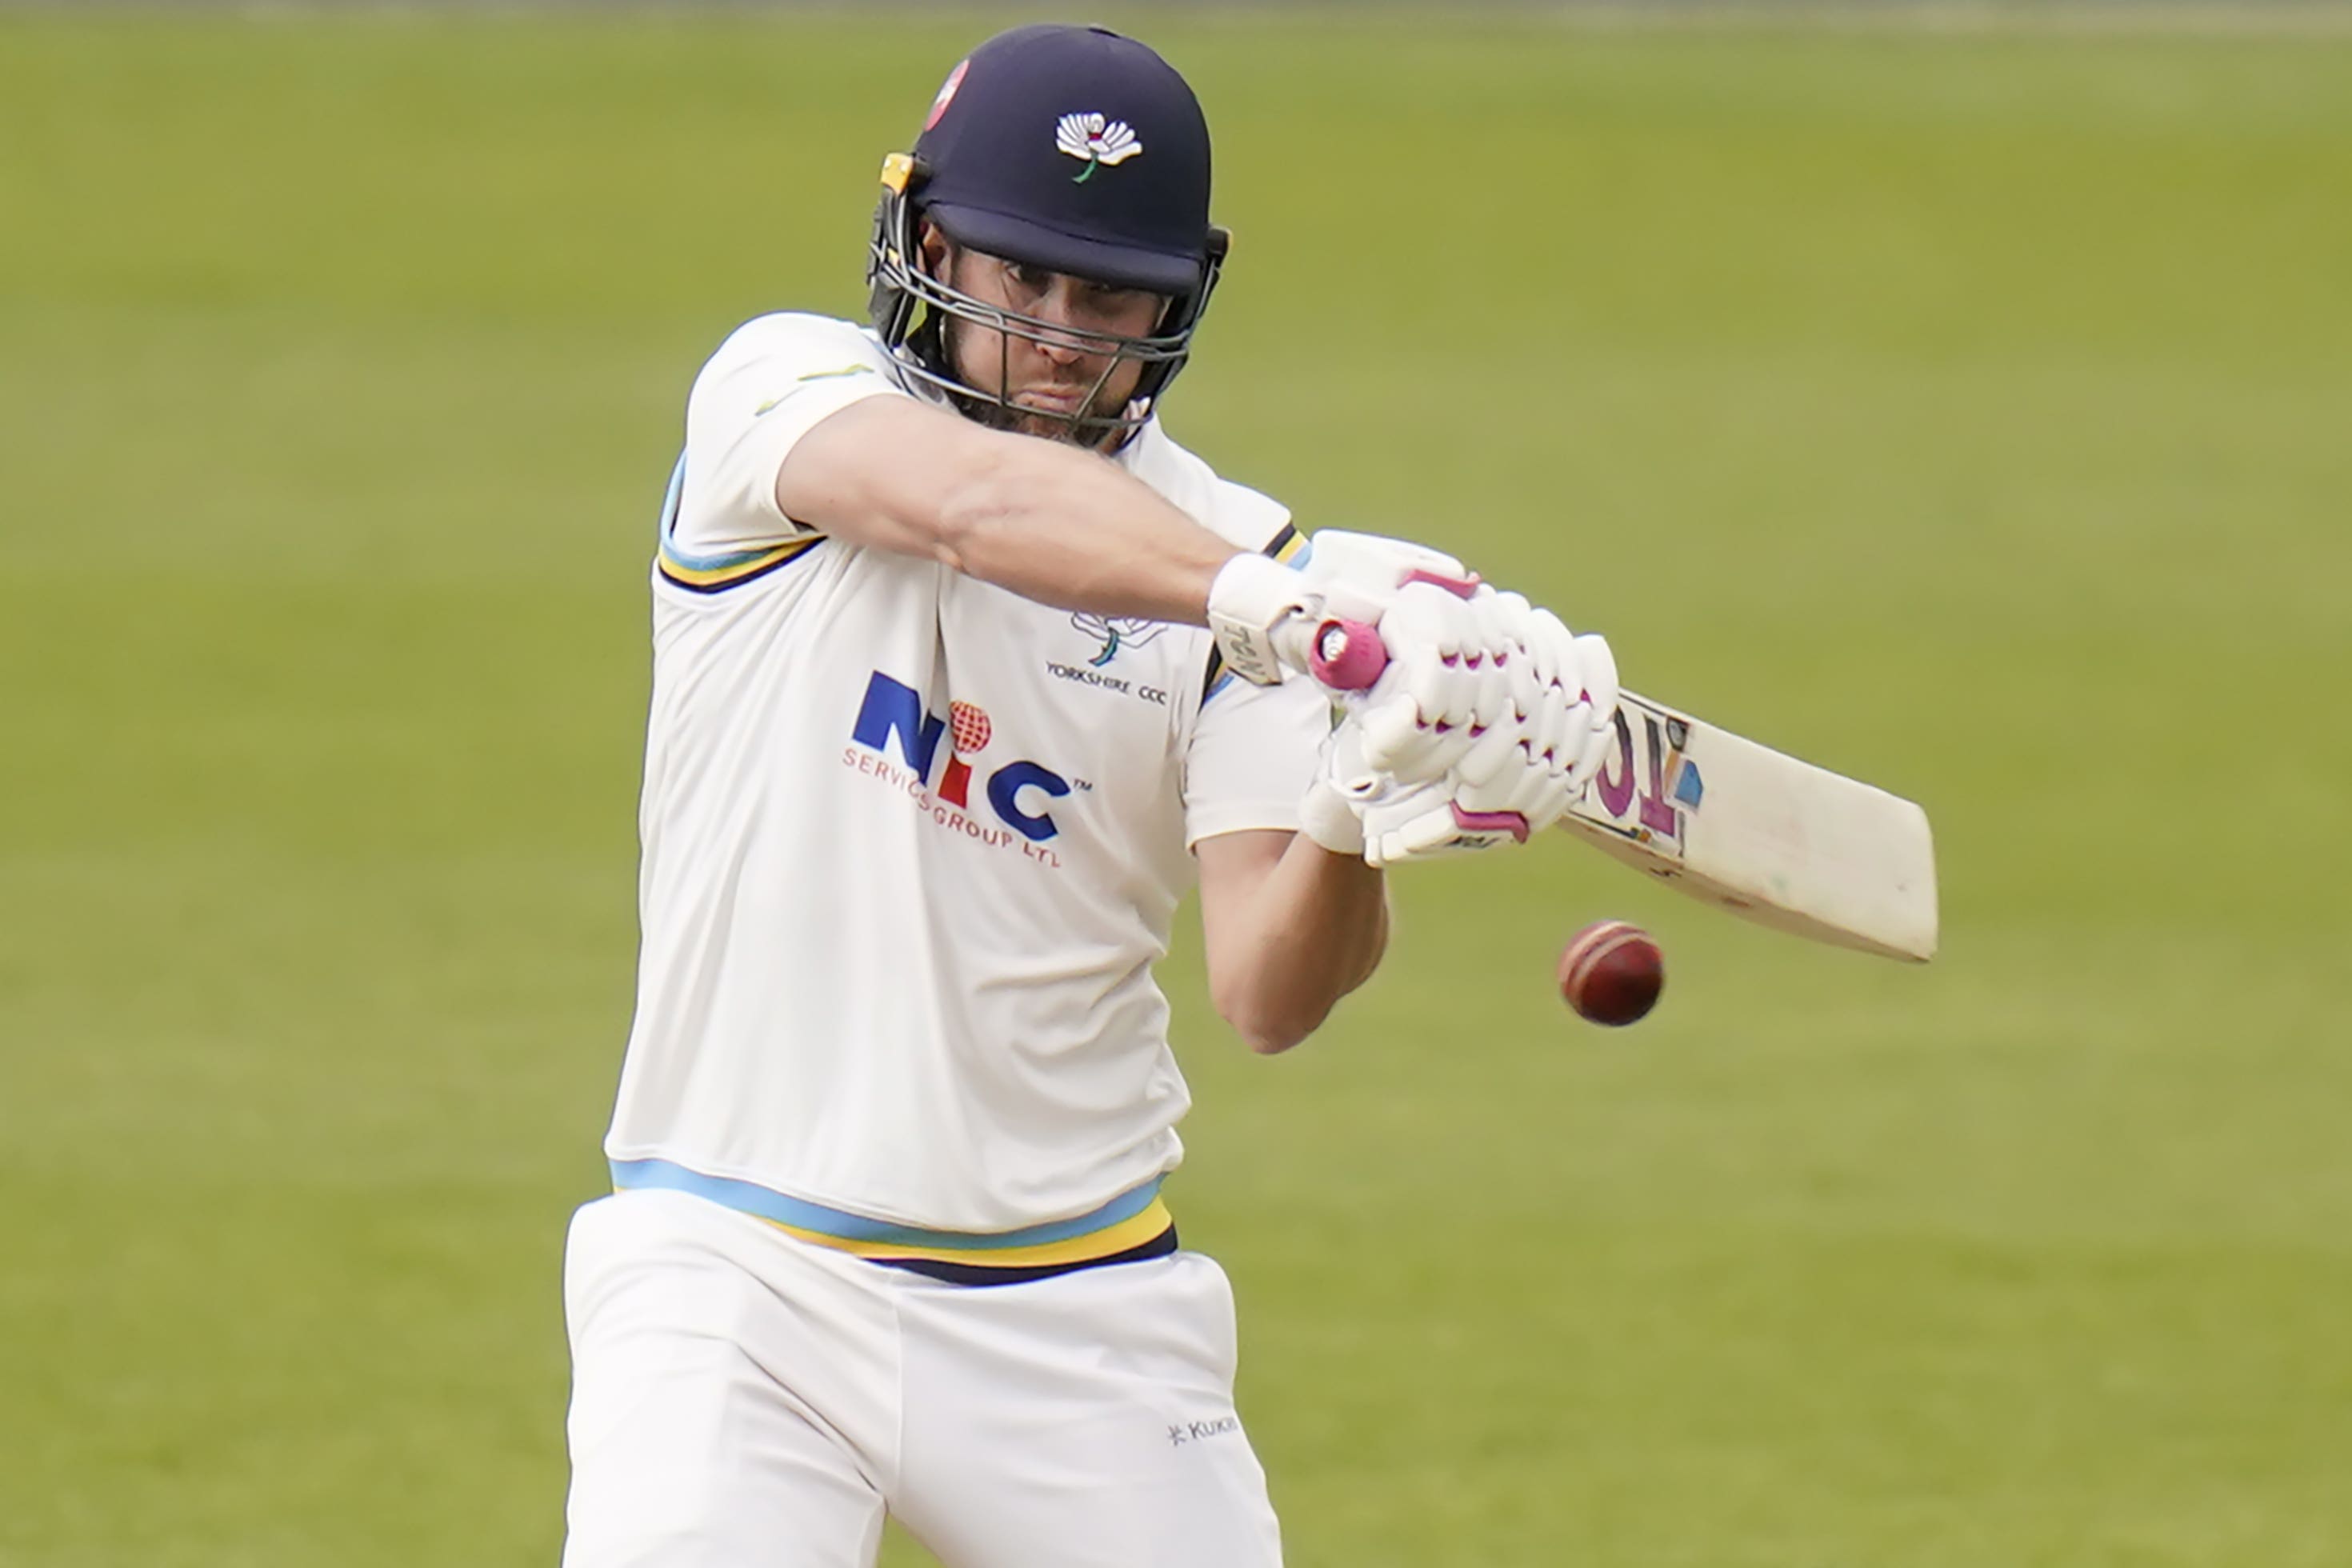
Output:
[1558, 920, 1664, 1027]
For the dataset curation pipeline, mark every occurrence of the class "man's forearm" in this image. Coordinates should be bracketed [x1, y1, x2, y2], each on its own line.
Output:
[934, 435, 1238, 625]
[778, 397, 1238, 626]
[1210, 834, 1389, 1056]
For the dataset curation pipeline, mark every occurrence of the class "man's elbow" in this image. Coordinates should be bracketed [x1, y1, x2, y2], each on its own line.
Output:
[1212, 984, 1332, 1057]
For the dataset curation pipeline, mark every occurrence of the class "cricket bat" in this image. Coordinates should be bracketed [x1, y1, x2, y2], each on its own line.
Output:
[1276, 531, 1938, 962]
[1286, 578, 1935, 963]
[1554, 690, 1938, 963]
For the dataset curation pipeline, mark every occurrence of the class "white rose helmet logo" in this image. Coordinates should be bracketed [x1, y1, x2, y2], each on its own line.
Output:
[1055, 113, 1143, 182]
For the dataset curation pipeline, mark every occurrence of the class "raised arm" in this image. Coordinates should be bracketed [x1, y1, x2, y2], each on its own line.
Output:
[777, 395, 1238, 626]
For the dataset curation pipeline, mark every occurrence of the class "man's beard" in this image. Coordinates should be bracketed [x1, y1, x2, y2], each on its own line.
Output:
[965, 387, 1134, 450]
[1004, 400, 1119, 445]
[945, 323, 1134, 449]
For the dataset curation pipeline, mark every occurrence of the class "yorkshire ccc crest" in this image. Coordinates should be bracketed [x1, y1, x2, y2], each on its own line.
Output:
[1070, 611, 1170, 667]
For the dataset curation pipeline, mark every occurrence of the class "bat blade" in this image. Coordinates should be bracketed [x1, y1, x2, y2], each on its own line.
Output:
[1558, 692, 1939, 963]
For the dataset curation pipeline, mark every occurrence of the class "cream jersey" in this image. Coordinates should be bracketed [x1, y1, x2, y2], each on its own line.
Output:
[604, 312, 1326, 1252]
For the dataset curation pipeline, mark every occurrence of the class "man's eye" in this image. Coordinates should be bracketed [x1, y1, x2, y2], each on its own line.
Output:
[1006, 263, 1047, 290]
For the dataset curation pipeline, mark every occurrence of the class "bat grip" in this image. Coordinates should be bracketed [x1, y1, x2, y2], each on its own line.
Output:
[1306, 617, 1388, 692]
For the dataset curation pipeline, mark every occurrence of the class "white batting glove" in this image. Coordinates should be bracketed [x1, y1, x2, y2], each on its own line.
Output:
[1204, 553, 1317, 687]
[1215, 530, 1621, 866]
[1352, 587, 1615, 779]
[1206, 535, 1477, 690]
[1297, 714, 1377, 857]
[1346, 594, 1620, 866]
[1460, 589, 1618, 802]
[1347, 581, 1519, 786]
[1356, 778, 1517, 864]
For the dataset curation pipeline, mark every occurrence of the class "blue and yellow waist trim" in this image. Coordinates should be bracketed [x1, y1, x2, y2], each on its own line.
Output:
[610, 1158, 1176, 1286]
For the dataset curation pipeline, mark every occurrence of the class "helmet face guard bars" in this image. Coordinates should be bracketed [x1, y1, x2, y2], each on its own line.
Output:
[867, 154, 1229, 446]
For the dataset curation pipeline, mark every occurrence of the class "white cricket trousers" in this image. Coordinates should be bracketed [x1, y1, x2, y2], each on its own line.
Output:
[561, 1189, 1285, 1567]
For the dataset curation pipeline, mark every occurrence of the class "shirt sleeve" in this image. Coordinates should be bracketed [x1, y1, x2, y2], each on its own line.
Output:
[671, 313, 907, 555]
[1181, 672, 1330, 848]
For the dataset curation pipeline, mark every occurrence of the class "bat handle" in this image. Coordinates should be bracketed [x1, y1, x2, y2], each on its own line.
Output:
[1306, 617, 1388, 692]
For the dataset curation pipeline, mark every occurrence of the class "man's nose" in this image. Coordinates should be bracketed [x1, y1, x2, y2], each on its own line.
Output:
[1030, 285, 1102, 362]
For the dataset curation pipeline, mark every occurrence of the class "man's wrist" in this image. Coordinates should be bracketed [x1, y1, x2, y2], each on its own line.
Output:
[1206, 553, 1314, 687]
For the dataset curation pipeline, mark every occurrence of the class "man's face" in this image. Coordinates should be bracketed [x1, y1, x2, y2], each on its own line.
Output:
[922, 225, 1169, 446]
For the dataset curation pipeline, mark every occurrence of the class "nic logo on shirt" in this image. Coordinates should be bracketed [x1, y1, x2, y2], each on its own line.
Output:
[845, 672, 1071, 845]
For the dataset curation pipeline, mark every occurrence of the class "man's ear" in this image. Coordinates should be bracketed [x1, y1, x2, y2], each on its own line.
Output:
[917, 219, 952, 279]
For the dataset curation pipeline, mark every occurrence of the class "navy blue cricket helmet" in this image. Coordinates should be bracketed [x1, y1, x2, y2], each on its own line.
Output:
[866, 25, 1230, 443]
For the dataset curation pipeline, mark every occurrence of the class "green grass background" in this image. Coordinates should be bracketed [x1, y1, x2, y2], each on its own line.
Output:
[5, 9, 2350, 1565]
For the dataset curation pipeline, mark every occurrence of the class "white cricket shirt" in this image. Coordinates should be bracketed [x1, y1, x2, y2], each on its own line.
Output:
[604, 313, 1326, 1254]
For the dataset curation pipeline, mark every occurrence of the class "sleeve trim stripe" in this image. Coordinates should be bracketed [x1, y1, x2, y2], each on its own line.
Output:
[657, 534, 825, 594]
[660, 528, 815, 574]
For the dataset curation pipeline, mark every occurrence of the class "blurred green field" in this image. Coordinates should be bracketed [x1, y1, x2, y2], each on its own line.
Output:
[5, 8, 2350, 1566]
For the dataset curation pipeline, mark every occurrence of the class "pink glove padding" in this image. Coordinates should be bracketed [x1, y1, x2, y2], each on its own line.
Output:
[1346, 590, 1622, 866]
[1352, 582, 1520, 786]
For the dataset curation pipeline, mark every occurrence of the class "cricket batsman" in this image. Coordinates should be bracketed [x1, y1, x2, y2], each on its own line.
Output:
[563, 23, 1620, 1566]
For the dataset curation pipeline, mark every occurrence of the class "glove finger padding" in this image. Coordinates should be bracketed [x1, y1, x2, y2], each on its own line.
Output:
[1356, 686, 1473, 782]
[1515, 766, 1578, 836]
[1511, 612, 1619, 794]
[1522, 603, 1564, 691]
[1380, 581, 1474, 662]
[1360, 786, 1525, 867]
[1570, 627, 1619, 708]
[1562, 631, 1621, 789]
[1530, 680, 1574, 777]
[1454, 718, 1576, 830]
[1355, 582, 1493, 782]
[1568, 702, 1615, 794]
[1451, 714, 1523, 790]
[1324, 710, 1386, 798]
[1298, 713, 1386, 858]
[1462, 655, 1514, 738]
[1321, 563, 1622, 866]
